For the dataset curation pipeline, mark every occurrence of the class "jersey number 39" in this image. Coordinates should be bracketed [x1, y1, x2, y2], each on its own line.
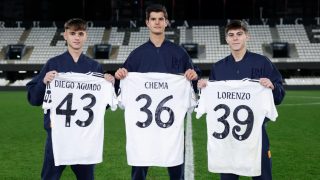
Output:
[213, 104, 254, 141]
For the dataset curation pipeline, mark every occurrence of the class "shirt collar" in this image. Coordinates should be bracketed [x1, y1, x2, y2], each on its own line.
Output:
[229, 50, 250, 63]
[64, 51, 84, 63]
[147, 39, 169, 48]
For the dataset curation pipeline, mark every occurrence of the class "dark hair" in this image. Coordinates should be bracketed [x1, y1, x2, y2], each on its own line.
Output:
[225, 20, 248, 35]
[145, 4, 168, 20]
[64, 18, 87, 31]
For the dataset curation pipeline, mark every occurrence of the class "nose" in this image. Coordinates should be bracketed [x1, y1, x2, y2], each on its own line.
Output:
[232, 35, 239, 40]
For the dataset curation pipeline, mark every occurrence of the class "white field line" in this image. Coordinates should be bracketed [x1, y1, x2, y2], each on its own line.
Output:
[280, 102, 320, 106]
[185, 112, 194, 180]
[285, 95, 320, 99]
[281, 95, 320, 106]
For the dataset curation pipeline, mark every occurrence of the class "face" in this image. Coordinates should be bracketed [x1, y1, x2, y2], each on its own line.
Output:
[146, 12, 168, 35]
[64, 28, 87, 51]
[225, 29, 249, 52]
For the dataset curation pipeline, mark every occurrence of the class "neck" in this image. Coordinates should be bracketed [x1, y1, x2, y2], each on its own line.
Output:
[150, 33, 165, 47]
[68, 48, 82, 62]
[232, 49, 247, 62]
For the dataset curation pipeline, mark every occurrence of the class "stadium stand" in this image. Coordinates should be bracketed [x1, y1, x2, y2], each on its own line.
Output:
[285, 77, 320, 85]
[0, 22, 320, 89]
[0, 27, 25, 48]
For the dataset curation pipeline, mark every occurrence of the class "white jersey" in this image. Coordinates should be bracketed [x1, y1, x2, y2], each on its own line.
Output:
[195, 80, 278, 176]
[43, 72, 117, 166]
[119, 72, 196, 167]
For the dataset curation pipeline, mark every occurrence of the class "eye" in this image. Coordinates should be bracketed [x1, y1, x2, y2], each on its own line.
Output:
[78, 32, 85, 36]
[237, 32, 244, 36]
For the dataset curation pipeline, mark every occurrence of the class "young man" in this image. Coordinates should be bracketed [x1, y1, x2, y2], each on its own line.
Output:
[198, 20, 285, 180]
[115, 4, 198, 180]
[26, 18, 114, 180]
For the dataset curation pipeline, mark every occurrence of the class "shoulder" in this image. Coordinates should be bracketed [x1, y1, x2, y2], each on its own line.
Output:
[81, 54, 104, 72]
[214, 56, 229, 66]
[45, 52, 66, 65]
[131, 42, 150, 54]
[247, 51, 272, 63]
[165, 40, 185, 51]
[82, 54, 100, 64]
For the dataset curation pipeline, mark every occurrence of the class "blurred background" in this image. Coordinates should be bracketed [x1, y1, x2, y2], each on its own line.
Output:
[0, 0, 319, 21]
[0, 0, 319, 90]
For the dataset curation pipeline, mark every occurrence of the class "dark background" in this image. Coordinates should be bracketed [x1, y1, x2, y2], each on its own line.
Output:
[0, 0, 319, 21]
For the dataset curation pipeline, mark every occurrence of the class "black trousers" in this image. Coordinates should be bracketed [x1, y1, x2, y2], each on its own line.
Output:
[131, 164, 184, 180]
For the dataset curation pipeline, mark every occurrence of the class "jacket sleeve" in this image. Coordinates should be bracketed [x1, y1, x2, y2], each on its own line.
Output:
[270, 63, 286, 105]
[184, 52, 202, 93]
[26, 64, 49, 106]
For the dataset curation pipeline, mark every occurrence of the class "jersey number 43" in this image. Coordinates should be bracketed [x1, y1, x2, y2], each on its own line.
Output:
[56, 93, 96, 127]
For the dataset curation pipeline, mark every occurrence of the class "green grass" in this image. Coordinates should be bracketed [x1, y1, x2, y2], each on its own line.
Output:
[0, 91, 319, 179]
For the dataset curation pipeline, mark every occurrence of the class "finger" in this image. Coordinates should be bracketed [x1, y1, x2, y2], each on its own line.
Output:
[186, 73, 192, 80]
[122, 68, 128, 76]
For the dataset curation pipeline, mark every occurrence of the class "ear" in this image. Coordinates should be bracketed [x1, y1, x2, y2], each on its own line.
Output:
[145, 19, 149, 26]
[165, 19, 169, 27]
[246, 33, 250, 40]
[63, 31, 67, 40]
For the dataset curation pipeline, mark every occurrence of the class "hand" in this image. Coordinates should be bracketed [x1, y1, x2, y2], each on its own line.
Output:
[115, 68, 128, 80]
[259, 78, 274, 90]
[104, 73, 115, 85]
[197, 79, 208, 89]
[43, 71, 58, 84]
[184, 69, 198, 81]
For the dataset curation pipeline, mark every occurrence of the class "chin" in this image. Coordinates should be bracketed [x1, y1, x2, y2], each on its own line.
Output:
[153, 32, 163, 35]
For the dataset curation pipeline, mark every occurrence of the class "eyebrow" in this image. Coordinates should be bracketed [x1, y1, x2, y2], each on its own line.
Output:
[227, 31, 244, 35]
[150, 17, 165, 20]
[69, 31, 85, 35]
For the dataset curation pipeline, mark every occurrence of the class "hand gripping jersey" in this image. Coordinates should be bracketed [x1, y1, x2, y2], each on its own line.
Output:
[119, 72, 196, 167]
[42, 72, 117, 166]
[195, 80, 278, 176]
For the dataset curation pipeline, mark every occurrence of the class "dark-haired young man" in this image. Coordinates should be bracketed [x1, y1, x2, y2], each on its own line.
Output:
[115, 4, 199, 180]
[198, 20, 285, 180]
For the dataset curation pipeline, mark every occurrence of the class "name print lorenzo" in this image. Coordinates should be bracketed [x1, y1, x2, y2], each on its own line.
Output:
[217, 91, 251, 100]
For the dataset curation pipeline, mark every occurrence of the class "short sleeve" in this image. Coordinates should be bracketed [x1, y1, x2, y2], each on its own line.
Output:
[105, 82, 118, 111]
[42, 83, 53, 114]
[195, 87, 207, 119]
[263, 88, 278, 121]
[117, 79, 126, 109]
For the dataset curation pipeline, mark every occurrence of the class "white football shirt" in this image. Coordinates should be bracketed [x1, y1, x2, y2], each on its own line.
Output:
[195, 80, 278, 176]
[43, 72, 117, 166]
[119, 72, 196, 167]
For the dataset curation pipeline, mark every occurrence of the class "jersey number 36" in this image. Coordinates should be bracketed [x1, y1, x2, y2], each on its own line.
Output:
[136, 94, 174, 129]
